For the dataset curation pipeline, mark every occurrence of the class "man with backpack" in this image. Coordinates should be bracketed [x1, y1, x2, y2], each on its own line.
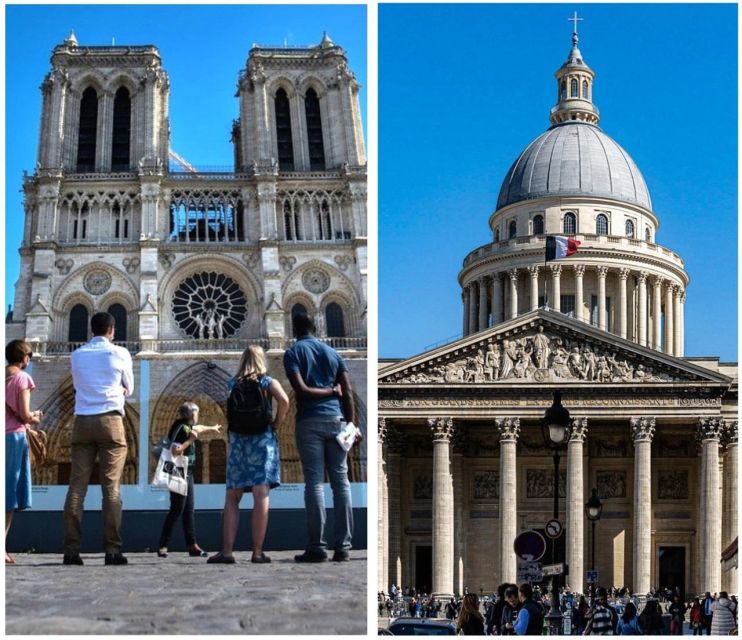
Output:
[283, 311, 357, 562]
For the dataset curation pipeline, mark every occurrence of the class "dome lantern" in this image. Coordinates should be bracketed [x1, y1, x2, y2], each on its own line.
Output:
[550, 12, 599, 126]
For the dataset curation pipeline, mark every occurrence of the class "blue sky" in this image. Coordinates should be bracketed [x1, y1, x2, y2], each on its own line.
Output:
[4, 4, 366, 305]
[379, 3, 737, 361]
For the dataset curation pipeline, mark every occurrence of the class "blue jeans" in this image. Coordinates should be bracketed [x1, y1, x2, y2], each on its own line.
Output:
[295, 417, 353, 553]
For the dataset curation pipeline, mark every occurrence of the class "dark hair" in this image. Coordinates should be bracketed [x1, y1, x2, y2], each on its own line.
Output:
[596, 587, 608, 598]
[519, 583, 533, 600]
[497, 583, 508, 598]
[505, 585, 519, 599]
[292, 310, 315, 336]
[91, 311, 115, 336]
[720, 591, 729, 600]
[6, 340, 32, 365]
[622, 602, 637, 623]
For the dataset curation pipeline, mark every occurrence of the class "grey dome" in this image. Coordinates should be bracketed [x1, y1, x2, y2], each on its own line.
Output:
[497, 122, 652, 211]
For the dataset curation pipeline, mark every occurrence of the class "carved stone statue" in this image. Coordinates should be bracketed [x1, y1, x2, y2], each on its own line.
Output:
[205, 309, 217, 339]
[532, 325, 551, 369]
[194, 313, 206, 340]
[216, 313, 226, 339]
[485, 343, 500, 381]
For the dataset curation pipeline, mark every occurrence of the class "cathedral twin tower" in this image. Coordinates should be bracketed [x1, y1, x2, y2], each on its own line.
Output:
[10, 31, 367, 349]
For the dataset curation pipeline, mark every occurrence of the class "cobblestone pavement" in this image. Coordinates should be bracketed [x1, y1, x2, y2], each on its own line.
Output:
[5, 551, 367, 635]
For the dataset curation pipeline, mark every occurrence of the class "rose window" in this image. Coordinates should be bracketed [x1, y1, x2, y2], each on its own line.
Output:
[172, 272, 247, 339]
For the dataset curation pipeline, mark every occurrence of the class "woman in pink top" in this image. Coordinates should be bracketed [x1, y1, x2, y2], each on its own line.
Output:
[5, 340, 43, 564]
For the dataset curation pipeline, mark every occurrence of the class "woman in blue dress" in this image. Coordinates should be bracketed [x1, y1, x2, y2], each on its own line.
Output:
[208, 345, 289, 564]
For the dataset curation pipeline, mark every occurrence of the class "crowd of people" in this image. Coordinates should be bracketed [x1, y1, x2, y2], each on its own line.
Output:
[6, 311, 359, 565]
[380, 583, 739, 636]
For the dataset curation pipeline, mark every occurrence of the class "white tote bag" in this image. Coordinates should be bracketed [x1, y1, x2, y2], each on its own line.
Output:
[151, 447, 189, 496]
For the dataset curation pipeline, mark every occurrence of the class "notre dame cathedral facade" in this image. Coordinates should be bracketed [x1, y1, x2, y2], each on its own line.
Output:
[6, 32, 367, 547]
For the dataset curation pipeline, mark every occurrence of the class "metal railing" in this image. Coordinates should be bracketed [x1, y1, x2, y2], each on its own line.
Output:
[28, 337, 366, 357]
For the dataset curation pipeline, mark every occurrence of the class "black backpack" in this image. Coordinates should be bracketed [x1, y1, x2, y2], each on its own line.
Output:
[227, 376, 272, 435]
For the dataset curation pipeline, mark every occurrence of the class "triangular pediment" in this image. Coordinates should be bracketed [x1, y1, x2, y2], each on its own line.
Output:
[379, 309, 730, 387]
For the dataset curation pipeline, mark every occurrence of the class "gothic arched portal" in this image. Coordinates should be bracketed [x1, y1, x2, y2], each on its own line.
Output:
[31, 375, 139, 485]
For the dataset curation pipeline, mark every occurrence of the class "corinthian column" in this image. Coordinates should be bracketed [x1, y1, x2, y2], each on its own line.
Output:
[651, 277, 663, 351]
[631, 417, 655, 594]
[378, 418, 389, 593]
[574, 265, 586, 322]
[673, 288, 682, 357]
[478, 276, 489, 331]
[664, 284, 674, 355]
[508, 269, 519, 320]
[462, 289, 469, 336]
[550, 264, 562, 312]
[698, 417, 724, 593]
[723, 421, 738, 593]
[386, 424, 404, 591]
[491, 273, 503, 327]
[496, 418, 520, 584]
[637, 271, 648, 346]
[429, 417, 455, 596]
[528, 266, 540, 311]
[566, 418, 588, 595]
[468, 284, 478, 336]
[618, 268, 629, 339]
[597, 266, 608, 331]
[452, 432, 466, 597]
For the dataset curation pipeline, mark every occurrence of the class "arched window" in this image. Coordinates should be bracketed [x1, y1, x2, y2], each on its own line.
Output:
[563, 212, 576, 235]
[582, 80, 589, 99]
[111, 87, 131, 171]
[560, 80, 567, 100]
[304, 88, 325, 170]
[494, 228, 500, 243]
[326, 302, 345, 337]
[645, 227, 651, 242]
[508, 220, 517, 239]
[274, 88, 294, 170]
[108, 303, 127, 343]
[68, 304, 89, 343]
[625, 219, 635, 238]
[570, 79, 578, 97]
[596, 214, 609, 235]
[76, 87, 98, 172]
[532, 215, 544, 236]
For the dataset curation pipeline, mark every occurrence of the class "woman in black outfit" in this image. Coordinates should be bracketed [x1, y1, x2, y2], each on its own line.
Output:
[456, 593, 485, 635]
[157, 402, 220, 557]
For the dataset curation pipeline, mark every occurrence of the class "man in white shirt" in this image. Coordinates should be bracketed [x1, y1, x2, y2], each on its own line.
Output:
[62, 312, 134, 566]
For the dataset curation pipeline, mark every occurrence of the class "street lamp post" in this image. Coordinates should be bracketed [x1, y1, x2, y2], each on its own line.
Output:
[585, 488, 603, 606]
[542, 391, 571, 636]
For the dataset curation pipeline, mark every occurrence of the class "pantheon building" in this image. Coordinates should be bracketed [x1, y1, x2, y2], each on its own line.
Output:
[378, 27, 737, 598]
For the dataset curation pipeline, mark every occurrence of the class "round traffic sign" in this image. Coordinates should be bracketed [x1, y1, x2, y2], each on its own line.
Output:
[545, 518, 563, 539]
[513, 530, 547, 562]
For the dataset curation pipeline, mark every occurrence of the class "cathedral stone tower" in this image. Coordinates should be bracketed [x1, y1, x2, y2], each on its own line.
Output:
[6, 33, 367, 524]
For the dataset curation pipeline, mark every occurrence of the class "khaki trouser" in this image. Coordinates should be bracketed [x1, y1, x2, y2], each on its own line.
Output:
[63, 413, 127, 554]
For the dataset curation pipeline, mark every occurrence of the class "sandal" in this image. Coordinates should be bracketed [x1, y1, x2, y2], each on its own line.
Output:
[207, 552, 235, 564]
[251, 553, 271, 564]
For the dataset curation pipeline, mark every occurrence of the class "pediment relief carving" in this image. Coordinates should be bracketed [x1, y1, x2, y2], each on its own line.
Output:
[382, 322, 698, 386]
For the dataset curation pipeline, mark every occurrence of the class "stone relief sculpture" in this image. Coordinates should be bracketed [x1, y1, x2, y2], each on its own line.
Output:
[389, 325, 680, 385]
[596, 471, 627, 498]
[526, 469, 567, 499]
[657, 470, 689, 500]
[474, 471, 500, 500]
[414, 475, 433, 500]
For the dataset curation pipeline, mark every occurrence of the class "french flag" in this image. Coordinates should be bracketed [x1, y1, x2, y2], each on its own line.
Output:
[545, 235, 580, 261]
